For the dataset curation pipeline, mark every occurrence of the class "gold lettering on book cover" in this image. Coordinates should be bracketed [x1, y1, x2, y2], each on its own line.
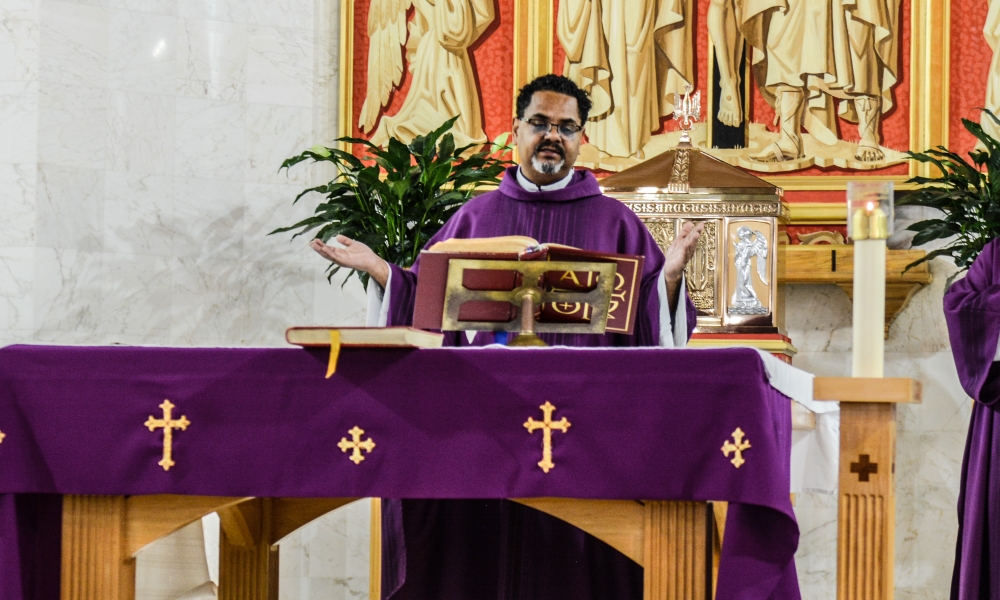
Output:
[607, 272, 627, 320]
[549, 297, 592, 320]
[684, 221, 716, 311]
[545, 270, 597, 320]
[559, 271, 583, 287]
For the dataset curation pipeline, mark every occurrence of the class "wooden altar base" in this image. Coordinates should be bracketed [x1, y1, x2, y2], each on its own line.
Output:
[60, 495, 712, 600]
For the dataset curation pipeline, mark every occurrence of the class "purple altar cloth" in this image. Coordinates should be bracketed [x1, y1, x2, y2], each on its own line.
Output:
[0, 344, 799, 599]
[944, 238, 1000, 599]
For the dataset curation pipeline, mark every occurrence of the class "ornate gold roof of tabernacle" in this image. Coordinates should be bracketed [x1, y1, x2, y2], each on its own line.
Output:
[599, 145, 783, 199]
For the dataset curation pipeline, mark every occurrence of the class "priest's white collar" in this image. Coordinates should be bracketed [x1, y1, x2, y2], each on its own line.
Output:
[516, 166, 574, 192]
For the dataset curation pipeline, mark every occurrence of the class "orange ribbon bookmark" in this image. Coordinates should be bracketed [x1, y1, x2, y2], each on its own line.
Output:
[326, 330, 341, 378]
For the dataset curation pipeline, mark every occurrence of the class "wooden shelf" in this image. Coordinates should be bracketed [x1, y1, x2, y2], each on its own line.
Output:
[778, 245, 933, 334]
[813, 377, 922, 404]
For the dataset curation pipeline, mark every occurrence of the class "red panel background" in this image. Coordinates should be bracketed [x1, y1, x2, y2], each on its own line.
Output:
[949, 0, 992, 157]
[350, 0, 515, 145]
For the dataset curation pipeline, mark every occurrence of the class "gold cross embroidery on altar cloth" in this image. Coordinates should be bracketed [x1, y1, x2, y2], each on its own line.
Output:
[721, 427, 751, 468]
[524, 402, 571, 473]
[145, 400, 190, 472]
[338, 426, 376, 464]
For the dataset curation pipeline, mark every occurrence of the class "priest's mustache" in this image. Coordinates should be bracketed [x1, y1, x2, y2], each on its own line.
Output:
[534, 143, 564, 158]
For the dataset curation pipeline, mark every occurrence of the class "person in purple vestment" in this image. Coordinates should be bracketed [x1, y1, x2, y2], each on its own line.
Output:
[311, 75, 704, 599]
[944, 238, 1000, 600]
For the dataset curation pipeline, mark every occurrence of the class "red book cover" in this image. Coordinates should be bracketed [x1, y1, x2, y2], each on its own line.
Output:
[539, 248, 644, 334]
[413, 252, 520, 329]
[413, 247, 645, 335]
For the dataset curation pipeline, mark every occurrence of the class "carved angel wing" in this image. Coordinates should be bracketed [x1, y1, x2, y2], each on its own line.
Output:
[358, 0, 413, 133]
[753, 233, 769, 285]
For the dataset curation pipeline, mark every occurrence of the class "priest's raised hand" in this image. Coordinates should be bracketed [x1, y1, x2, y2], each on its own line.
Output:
[664, 220, 704, 312]
[309, 235, 389, 288]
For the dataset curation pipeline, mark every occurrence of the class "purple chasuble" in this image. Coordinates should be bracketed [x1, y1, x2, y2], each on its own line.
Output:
[382, 167, 695, 600]
[945, 238, 1000, 599]
[386, 166, 697, 344]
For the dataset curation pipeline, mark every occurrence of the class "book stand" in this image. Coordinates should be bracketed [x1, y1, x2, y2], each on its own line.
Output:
[441, 259, 618, 346]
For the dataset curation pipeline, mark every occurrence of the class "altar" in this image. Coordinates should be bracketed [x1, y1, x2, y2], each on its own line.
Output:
[0, 344, 814, 599]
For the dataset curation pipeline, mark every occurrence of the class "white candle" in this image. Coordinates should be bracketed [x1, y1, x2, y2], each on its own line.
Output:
[848, 184, 891, 378]
[852, 237, 886, 377]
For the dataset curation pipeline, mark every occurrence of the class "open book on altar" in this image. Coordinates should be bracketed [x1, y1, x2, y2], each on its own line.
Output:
[413, 236, 645, 334]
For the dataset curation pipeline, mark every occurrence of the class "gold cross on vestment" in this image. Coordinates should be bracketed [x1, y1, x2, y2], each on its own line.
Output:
[145, 400, 190, 472]
[0, 430, 5, 444]
[338, 426, 375, 465]
[524, 402, 571, 473]
[721, 427, 751, 468]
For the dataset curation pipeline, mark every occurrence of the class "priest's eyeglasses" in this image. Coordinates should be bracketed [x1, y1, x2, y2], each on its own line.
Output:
[524, 119, 583, 138]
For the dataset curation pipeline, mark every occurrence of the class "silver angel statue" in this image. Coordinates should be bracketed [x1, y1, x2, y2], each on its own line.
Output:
[730, 226, 769, 315]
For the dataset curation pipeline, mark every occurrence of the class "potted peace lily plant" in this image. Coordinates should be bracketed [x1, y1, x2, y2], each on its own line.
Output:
[900, 110, 1000, 286]
[272, 117, 512, 289]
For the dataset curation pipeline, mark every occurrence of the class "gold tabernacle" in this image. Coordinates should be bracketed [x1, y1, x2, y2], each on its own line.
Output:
[601, 144, 788, 334]
[441, 260, 618, 339]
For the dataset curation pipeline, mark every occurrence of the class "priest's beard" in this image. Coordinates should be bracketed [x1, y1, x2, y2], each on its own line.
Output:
[531, 156, 565, 175]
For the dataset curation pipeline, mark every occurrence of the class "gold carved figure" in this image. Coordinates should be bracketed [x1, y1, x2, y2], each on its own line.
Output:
[722, 427, 751, 468]
[685, 220, 716, 311]
[359, 0, 494, 147]
[524, 401, 571, 473]
[708, 0, 902, 165]
[558, 0, 694, 159]
[145, 400, 190, 472]
[338, 426, 376, 465]
[647, 219, 716, 312]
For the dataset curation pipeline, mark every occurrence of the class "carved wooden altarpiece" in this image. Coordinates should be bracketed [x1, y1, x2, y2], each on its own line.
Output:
[338, 0, 951, 194]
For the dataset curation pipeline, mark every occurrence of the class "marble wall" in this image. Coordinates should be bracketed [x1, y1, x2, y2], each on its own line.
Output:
[0, 0, 372, 595]
[0, 0, 972, 593]
[0, 0, 365, 351]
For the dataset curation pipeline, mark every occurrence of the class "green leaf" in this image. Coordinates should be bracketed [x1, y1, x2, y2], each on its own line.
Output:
[272, 117, 510, 278]
[903, 120, 1000, 287]
[437, 133, 456, 162]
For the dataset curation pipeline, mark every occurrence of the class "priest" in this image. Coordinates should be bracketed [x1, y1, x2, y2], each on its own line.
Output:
[310, 74, 703, 599]
[944, 238, 1000, 600]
